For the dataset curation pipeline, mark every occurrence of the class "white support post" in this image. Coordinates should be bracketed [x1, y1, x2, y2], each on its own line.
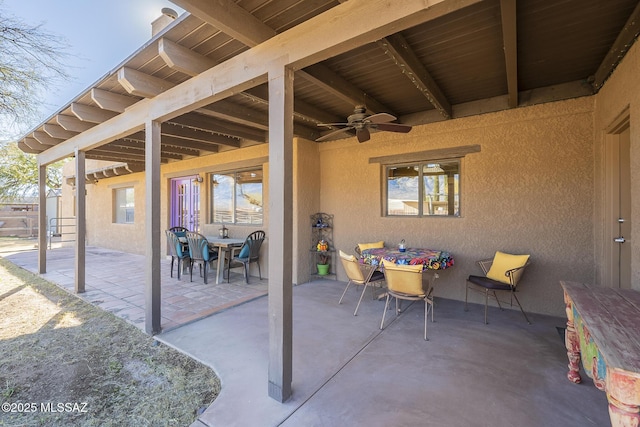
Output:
[267, 62, 294, 403]
[75, 149, 86, 293]
[38, 164, 47, 274]
[145, 119, 162, 335]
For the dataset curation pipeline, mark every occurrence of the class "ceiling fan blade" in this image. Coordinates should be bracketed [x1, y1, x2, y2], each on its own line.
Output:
[315, 126, 355, 142]
[375, 123, 412, 133]
[356, 127, 370, 143]
[317, 122, 349, 127]
[366, 112, 396, 124]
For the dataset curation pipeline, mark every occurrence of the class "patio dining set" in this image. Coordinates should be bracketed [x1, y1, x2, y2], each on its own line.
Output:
[337, 242, 532, 341]
[165, 227, 265, 285]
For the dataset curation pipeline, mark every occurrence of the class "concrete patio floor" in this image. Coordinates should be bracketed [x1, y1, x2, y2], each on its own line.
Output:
[1, 240, 611, 426]
[160, 279, 611, 427]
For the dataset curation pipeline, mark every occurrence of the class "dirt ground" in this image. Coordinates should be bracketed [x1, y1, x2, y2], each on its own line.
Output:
[0, 253, 220, 426]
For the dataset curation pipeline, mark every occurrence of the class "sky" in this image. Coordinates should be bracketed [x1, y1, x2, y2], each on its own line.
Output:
[0, 0, 184, 140]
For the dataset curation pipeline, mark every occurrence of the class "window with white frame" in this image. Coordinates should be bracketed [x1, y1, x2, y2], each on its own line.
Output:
[113, 187, 135, 223]
[385, 159, 460, 217]
[211, 168, 263, 225]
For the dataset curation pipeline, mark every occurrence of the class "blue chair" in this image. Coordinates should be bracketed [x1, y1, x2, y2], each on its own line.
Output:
[225, 230, 265, 283]
[186, 232, 218, 284]
[166, 230, 190, 279]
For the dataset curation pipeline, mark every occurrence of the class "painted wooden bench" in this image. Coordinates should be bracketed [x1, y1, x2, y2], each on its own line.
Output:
[560, 281, 640, 426]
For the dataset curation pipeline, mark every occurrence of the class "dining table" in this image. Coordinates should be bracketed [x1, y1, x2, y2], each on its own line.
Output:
[360, 246, 454, 296]
[360, 247, 454, 271]
[206, 237, 246, 284]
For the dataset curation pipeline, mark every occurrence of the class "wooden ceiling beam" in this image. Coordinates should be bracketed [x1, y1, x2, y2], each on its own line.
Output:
[377, 33, 452, 118]
[500, 0, 518, 108]
[197, 101, 319, 140]
[71, 103, 119, 124]
[111, 138, 200, 157]
[298, 65, 391, 115]
[57, 114, 96, 132]
[23, 137, 47, 152]
[90, 146, 176, 162]
[19, 140, 41, 154]
[161, 123, 241, 147]
[158, 38, 217, 75]
[592, 1, 640, 91]
[85, 152, 168, 164]
[43, 123, 77, 139]
[91, 88, 140, 113]
[169, 0, 276, 47]
[168, 114, 266, 142]
[240, 86, 341, 125]
[118, 67, 176, 98]
[32, 131, 62, 146]
[159, 134, 221, 152]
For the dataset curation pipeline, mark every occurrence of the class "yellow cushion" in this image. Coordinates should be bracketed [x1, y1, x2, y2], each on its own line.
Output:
[381, 259, 423, 272]
[486, 251, 530, 284]
[358, 241, 384, 251]
[381, 259, 424, 295]
[339, 249, 356, 262]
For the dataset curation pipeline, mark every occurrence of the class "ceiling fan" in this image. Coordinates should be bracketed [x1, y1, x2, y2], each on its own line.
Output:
[315, 106, 412, 143]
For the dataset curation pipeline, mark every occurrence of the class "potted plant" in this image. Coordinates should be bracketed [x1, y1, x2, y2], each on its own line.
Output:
[317, 252, 330, 276]
[316, 239, 330, 275]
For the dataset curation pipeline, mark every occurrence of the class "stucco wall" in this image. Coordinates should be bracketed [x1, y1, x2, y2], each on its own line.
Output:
[592, 41, 640, 291]
[319, 97, 595, 317]
[61, 141, 324, 284]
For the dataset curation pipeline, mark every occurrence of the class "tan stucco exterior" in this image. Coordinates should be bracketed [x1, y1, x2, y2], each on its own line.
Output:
[60, 41, 640, 318]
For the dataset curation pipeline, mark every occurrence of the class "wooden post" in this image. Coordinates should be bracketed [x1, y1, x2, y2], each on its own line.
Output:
[267, 62, 294, 402]
[75, 149, 86, 293]
[38, 164, 47, 274]
[145, 119, 162, 335]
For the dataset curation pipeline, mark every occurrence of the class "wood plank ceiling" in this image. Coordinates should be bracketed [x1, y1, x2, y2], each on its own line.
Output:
[18, 0, 640, 179]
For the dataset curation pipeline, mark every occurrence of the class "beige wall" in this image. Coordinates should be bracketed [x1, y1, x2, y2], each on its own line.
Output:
[319, 97, 595, 317]
[61, 142, 323, 284]
[592, 41, 640, 291]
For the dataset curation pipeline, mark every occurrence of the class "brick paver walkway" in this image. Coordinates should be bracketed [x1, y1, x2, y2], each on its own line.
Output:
[2, 244, 268, 332]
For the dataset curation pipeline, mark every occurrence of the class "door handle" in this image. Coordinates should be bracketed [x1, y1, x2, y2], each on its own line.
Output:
[614, 237, 626, 243]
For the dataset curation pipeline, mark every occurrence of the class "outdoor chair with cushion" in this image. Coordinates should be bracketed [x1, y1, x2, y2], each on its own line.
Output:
[225, 230, 265, 284]
[465, 251, 531, 324]
[169, 226, 189, 252]
[186, 231, 218, 284]
[380, 259, 434, 341]
[338, 249, 386, 316]
[166, 230, 190, 279]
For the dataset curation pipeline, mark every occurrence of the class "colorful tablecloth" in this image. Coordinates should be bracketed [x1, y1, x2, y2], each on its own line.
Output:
[361, 247, 454, 270]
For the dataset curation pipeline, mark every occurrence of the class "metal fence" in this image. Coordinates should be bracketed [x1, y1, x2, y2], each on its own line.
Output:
[48, 217, 76, 249]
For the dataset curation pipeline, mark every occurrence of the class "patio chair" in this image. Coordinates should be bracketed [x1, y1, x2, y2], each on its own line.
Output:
[225, 230, 265, 284]
[185, 232, 218, 284]
[166, 230, 190, 279]
[380, 259, 434, 341]
[169, 226, 189, 252]
[465, 251, 531, 325]
[338, 249, 385, 316]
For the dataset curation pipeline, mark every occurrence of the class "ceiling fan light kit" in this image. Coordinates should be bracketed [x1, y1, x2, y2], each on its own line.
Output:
[316, 105, 412, 143]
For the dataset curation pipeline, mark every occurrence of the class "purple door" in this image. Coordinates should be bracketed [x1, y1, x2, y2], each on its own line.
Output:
[170, 177, 200, 231]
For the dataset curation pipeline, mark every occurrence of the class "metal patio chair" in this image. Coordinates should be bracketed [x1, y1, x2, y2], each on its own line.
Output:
[338, 249, 385, 316]
[465, 252, 531, 324]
